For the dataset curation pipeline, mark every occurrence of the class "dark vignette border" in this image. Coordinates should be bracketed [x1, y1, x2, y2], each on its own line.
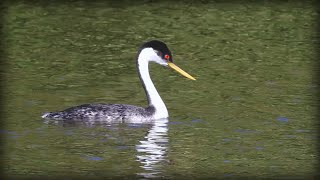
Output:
[0, 0, 7, 179]
[0, 0, 319, 179]
[315, 0, 320, 179]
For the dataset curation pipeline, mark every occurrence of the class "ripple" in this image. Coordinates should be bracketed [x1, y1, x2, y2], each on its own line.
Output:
[115, 145, 131, 150]
[222, 138, 232, 142]
[191, 119, 203, 123]
[234, 129, 257, 134]
[276, 117, 288, 123]
[64, 130, 73, 136]
[168, 121, 184, 125]
[83, 155, 104, 161]
[295, 129, 310, 133]
[0, 130, 17, 135]
[283, 135, 296, 139]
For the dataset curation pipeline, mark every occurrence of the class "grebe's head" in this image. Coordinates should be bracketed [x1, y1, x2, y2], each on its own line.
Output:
[138, 40, 196, 80]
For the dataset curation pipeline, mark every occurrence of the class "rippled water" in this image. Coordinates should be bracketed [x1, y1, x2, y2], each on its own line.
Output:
[2, 1, 318, 179]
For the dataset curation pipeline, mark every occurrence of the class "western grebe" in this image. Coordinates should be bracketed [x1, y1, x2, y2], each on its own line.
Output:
[41, 40, 196, 123]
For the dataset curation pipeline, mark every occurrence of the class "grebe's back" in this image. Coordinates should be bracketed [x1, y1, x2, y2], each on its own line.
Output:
[42, 104, 156, 123]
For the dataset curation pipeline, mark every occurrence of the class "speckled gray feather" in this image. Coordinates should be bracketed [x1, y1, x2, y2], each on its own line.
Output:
[42, 104, 156, 123]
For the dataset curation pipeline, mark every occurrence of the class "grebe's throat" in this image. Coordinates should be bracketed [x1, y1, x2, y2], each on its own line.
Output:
[137, 48, 168, 119]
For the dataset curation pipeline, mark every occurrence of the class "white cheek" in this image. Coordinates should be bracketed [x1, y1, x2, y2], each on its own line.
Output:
[139, 48, 168, 66]
[153, 58, 167, 66]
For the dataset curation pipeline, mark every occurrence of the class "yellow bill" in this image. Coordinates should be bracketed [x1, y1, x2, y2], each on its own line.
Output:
[168, 62, 196, 80]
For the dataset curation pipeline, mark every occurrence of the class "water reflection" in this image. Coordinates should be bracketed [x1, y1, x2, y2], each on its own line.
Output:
[136, 118, 169, 179]
[43, 118, 169, 178]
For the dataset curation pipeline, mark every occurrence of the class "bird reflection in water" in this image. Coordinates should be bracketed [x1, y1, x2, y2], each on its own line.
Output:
[43, 118, 169, 178]
[136, 118, 169, 179]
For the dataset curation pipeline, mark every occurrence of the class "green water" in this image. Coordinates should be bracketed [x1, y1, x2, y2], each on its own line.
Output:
[2, 1, 318, 179]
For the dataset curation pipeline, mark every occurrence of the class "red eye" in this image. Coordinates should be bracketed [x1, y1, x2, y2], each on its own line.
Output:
[164, 54, 170, 60]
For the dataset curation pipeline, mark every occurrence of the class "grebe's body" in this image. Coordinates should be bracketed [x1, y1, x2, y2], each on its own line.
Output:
[42, 40, 195, 123]
[42, 104, 156, 123]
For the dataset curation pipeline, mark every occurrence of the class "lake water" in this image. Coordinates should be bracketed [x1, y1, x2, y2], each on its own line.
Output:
[2, 1, 318, 179]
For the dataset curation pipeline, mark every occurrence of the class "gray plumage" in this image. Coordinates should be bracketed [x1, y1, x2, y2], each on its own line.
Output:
[42, 104, 156, 123]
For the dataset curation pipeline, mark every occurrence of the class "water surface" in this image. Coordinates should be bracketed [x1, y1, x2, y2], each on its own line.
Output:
[2, 1, 317, 179]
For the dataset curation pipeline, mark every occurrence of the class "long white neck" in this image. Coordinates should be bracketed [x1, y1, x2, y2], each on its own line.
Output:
[137, 48, 168, 119]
